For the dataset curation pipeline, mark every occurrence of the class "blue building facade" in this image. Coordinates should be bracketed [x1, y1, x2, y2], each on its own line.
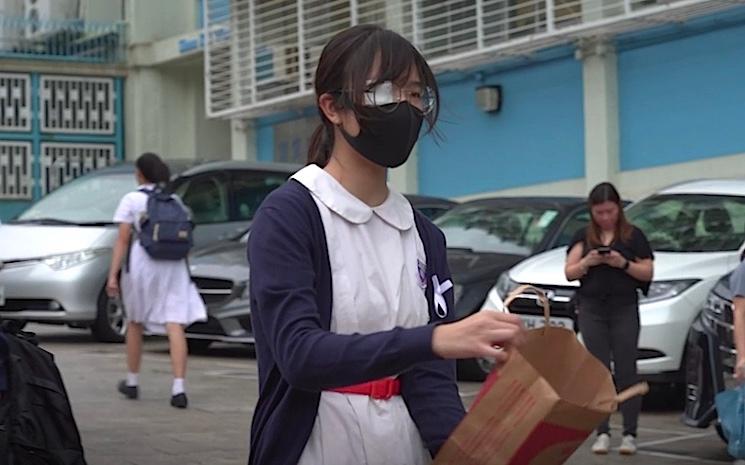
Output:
[248, 6, 745, 201]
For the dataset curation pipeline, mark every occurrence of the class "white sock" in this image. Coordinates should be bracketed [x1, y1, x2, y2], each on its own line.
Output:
[126, 372, 139, 387]
[172, 378, 185, 396]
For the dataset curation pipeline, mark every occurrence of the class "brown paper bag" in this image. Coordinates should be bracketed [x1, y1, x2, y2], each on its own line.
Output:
[434, 285, 648, 465]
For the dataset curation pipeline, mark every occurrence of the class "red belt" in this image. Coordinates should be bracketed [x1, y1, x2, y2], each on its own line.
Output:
[327, 378, 401, 400]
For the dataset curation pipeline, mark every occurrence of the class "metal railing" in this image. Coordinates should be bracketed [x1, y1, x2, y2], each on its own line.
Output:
[0, 16, 126, 64]
[204, 0, 744, 119]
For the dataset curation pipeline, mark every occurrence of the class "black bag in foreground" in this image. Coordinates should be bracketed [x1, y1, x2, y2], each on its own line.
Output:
[0, 326, 87, 465]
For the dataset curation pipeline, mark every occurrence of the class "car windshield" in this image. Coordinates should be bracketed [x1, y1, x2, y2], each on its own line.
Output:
[626, 194, 745, 252]
[15, 173, 136, 225]
[435, 204, 561, 255]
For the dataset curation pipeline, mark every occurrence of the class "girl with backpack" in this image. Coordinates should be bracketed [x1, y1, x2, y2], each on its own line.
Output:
[107, 153, 206, 409]
[247, 25, 525, 465]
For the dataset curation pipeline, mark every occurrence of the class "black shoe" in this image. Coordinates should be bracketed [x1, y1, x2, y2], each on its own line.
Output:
[117, 380, 138, 400]
[170, 393, 188, 409]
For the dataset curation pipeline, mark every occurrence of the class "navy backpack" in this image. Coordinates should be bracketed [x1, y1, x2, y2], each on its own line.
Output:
[137, 188, 194, 260]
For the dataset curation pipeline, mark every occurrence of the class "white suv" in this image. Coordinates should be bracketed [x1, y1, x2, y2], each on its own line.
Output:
[482, 179, 745, 384]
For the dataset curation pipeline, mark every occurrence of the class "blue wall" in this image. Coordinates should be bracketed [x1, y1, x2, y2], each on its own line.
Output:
[619, 23, 745, 171]
[256, 107, 317, 162]
[418, 56, 585, 198]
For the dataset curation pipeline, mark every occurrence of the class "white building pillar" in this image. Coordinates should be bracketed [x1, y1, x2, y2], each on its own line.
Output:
[388, 145, 419, 194]
[125, 67, 166, 160]
[230, 119, 257, 161]
[579, 40, 619, 192]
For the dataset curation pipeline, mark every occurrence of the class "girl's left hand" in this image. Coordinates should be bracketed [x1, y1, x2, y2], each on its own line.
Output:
[106, 276, 120, 298]
[735, 359, 745, 383]
[604, 250, 628, 269]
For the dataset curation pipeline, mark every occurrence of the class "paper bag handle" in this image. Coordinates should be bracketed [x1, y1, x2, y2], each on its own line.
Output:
[614, 382, 649, 404]
[503, 284, 551, 326]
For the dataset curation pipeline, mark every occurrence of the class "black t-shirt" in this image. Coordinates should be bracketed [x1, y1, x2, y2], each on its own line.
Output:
[568, 226, 654, 304]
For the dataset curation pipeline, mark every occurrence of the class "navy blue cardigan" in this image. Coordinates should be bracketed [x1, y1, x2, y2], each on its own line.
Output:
[247, 180, 465, 465]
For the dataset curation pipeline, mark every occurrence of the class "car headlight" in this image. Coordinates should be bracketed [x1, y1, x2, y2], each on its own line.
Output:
[639, 279, 699, 304]
[43, 249, 108, 271]
[702, 292, 729, 332]
[481, 286, 508, 313]
[495, 272, 520, 301]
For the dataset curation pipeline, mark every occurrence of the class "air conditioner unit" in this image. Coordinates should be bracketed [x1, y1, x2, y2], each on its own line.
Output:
[255, 43, 299, 84]
[24, 0, 80, 40]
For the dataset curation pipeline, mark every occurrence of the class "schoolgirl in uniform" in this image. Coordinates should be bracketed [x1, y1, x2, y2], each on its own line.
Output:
[247, 25, 524, 465]
[107, 153, 206, 409]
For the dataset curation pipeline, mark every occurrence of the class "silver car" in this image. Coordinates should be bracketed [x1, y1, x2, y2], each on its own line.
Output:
[183, 195, 457, 352]
[0, 161, 296, 342]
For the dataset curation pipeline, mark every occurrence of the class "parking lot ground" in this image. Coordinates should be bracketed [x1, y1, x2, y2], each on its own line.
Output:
[28, 325, 737, 465]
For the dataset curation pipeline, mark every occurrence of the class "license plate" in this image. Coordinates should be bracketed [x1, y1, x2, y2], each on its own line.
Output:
[0, 285, 4, 307]
[520, 314, 573, 330]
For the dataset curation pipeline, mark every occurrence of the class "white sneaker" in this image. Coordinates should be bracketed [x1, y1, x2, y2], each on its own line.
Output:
[619, 435, 637, 455]
[592, 433, 611, 454]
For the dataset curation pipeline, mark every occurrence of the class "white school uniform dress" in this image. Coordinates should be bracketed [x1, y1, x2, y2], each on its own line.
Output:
[294, 165, 433, 465]
[113, 185, 207, 334]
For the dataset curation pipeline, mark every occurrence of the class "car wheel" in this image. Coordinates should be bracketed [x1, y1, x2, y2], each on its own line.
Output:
[457, 357, 492, 382]
[187, 338, 212, 354]
[91, 290, 126, 343]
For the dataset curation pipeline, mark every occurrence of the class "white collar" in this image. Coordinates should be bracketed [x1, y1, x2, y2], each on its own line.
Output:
[292, 165, 414, 231]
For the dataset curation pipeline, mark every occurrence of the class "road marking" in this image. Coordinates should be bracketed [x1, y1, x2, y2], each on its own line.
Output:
[611, 423, 712, 437]
[203, 369, 258, 380]
[635, 449, 732, 463]
[634, 431, 714, 448]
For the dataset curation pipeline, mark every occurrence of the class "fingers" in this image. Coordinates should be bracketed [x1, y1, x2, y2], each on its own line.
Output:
[480, 310, 523, 326]
[478, 346, 511, 362]
[477, 313, 525, 350]
[106, 285, 120, 298]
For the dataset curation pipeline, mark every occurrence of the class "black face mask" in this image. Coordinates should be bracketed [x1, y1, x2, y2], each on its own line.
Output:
[340, 102, 424, 168]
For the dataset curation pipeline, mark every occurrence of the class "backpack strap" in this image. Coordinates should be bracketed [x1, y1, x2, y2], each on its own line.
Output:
[125, 187, 155, 273]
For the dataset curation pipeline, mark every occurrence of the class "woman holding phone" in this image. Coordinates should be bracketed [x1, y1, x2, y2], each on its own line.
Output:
[565, 182, 654, 456]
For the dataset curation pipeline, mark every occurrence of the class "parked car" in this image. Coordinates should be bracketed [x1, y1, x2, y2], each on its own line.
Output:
[183, 194, 456, 351]
[484, 179, 745, 386]
[433, 196, 602, 380]
[0, 161, 298, 342]
[683, 271, 734, 442]
[404, 195, 457, 220]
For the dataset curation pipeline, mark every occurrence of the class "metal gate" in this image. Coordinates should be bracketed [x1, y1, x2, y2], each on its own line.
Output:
[0, 72, 123, 221]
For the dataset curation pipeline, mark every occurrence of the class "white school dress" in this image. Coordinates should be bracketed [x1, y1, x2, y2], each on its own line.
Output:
[294, 165, 433, 465]
[113, 185, 207, 334]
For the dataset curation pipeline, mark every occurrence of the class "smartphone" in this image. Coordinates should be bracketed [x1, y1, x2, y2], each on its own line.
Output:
[596, 246, 612, 255]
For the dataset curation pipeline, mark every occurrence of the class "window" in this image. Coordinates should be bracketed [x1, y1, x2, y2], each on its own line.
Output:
[555, 209, 590, 248]
[627, 194, 745, 252]
[435, 204, 561, 255]
[416, 206, 451, 221]
[177, 175, 229, 224]
[16, 173, 135, 224]
[229, 171, 288, 221]
[273, 116, 318, 164]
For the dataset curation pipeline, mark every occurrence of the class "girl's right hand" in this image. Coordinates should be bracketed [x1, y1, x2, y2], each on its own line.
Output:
[582, 250, 604, 268]
[432, 311, 525, 363]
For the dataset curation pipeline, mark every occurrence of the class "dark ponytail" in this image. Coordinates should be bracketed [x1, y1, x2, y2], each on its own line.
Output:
[135, 152, 171, 187]
[307, 25, 439, 167]
[307, 121, 335, 167]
